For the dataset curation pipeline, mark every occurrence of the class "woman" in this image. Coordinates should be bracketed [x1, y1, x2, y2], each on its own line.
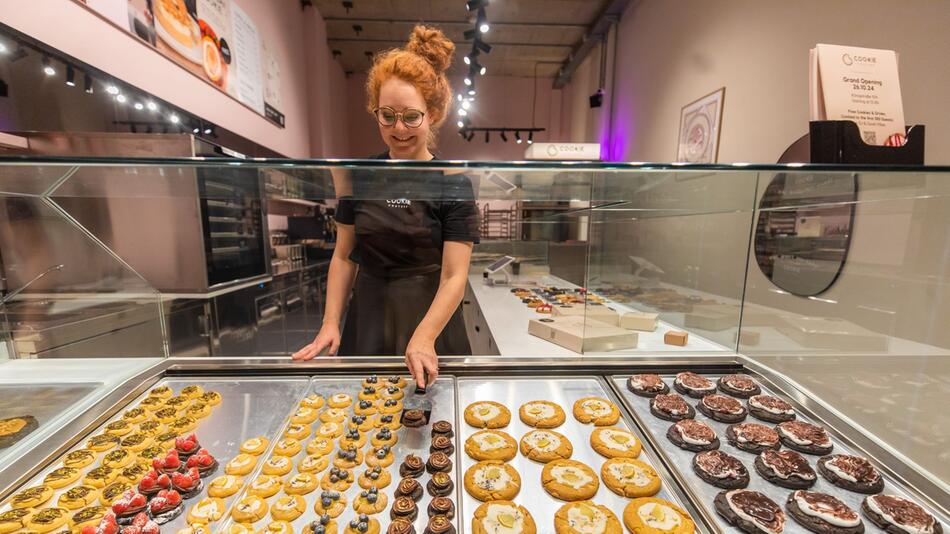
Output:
[292, 26, 479, 389]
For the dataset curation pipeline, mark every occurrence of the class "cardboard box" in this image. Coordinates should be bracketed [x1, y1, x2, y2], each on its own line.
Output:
[664, 330, 689, 346]
[684, 305, 739, 332]
[529, 316, 638, 353]
[550, 302, 620, 326]
[619, 310, 658, 332]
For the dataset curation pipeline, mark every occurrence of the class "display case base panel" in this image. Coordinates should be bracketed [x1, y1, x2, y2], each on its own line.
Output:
[611, 375, 949, 534]
[457, 377, 697, 534]
[215, 376, 460, 534]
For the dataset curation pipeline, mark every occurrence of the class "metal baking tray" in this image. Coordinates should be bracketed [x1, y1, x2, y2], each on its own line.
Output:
[214, 376, 460, 534]
[0, 377, 310, 534]
[457, 377, 704, 534]
[610, 374, 950, 534]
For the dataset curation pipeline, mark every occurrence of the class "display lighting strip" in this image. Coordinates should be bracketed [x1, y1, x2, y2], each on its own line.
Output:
[457, 126, 544, 144]
[457, 0, 491, 135]
[0, 33, 220, 138]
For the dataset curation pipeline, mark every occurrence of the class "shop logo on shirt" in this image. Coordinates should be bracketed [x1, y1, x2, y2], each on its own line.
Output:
[387, 198, 411, 209]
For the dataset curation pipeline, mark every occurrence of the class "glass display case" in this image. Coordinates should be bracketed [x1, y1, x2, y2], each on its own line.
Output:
[0, 157, 947, 534]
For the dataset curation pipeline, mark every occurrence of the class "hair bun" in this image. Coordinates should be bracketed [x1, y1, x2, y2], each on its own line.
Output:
[406, 25, 454, 73]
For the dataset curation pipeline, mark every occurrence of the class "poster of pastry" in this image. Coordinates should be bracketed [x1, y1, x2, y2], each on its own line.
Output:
[77, 0, 284, 127]
[676, 88, 725, 163]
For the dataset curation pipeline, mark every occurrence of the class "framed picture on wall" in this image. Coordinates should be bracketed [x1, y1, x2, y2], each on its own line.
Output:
[676, 87, 725, 163]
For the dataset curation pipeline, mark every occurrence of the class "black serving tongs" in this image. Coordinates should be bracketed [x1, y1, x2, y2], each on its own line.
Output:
[400, 371, 432, 426]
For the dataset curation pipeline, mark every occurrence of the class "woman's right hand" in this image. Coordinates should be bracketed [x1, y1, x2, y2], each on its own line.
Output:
[291, 323, 341, 361]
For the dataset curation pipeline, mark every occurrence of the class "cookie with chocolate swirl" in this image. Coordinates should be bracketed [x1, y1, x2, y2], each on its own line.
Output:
[389, 496, 418, 522]
[427, 472, 454, 497]
[393, 477, 424, 502]
[428, 497, 455, 520]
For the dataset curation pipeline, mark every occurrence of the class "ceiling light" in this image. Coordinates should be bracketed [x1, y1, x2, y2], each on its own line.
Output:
[474, 39, 492, 54]
[464, 29, 477, 41]
[466, 0, 488, 12]
[134, 102, 144, 110]
[84, 73, 93, 93]
[457, 94, 463, 102]
[515, 131, 522, 144]
[458, 108, 467, 116]
[106, 84, 119, 95]
[457, 120, 465, 128]
[527, 131, 534, 144]
[193, 127, 200, 134]
[477, 8, 490, 33]
[169, 113, 180, 124]
[42, 55, 55, 76]
[500, 131, 508, 142]
[471, 58, 487, 76]
[464, 76, 472, 86]
[461, 100, 471, 110]
[204, 127, 213, 135]
[115, 94, 127, 103]
[65, 64, 75, 86]
[0, 42, 6, 55]
[468, 88, 476, 96]
[146, 101, 158, 111]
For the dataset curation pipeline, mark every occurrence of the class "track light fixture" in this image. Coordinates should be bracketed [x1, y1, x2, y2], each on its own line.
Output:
[473, 39, 492, 54]
[65, 64, 75, 86]
[84, 73, 93, 93]
[106, 84, 119, 95]
[42, 55, 55, 76]
[464, 29, 477, 41]
[456, 126, 544, 145]
[515, 131, 522, 144]
[477, 8, 489, 33]
[527, 131, 534, 144]
[134, 102, 144, 110]
[466, 0, 488, 12]
[468, 88, 476, 96]
[115, 93, 127, 103]
[500, 131, 508, 142]
[464, 75, 472, 86]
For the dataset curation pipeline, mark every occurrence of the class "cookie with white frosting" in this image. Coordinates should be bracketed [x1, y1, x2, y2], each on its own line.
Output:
[465, 429, 518, 462]
[463, 460, 521, 501]
[692, 450, 749, 489]
[554, 501, 622, 534]
[600, 458, 661, 498]
[861, 495, 942, 534]
[590, 427, 642, 458]
[696, 394, 748, 423]
[472, 500, 536, 534]
[520, 429, 573, 463]
[542, 459, 599, 501]
[519, 400, 566, 428]
[665, 419, 719, 452]
[776, 421, 833, 455]
[464, 401, 511, 429]
[714, 490, 785, 534]
[817, 455, 884, 494]
[627, 374, 670, 398]
[718, 374, 761, 398]
[754, 450, 816, 489]
[622, 498, 695, 534]
[747, 395, 796, 423]
[786, 491, 864, 534]
[672, 372, 716, 398]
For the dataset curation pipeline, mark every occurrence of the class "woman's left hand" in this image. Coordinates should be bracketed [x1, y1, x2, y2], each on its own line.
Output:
[405, 335, 439, 389]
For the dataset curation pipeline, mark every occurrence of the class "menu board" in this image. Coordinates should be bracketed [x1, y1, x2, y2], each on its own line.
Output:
[78, 0, 285, 127]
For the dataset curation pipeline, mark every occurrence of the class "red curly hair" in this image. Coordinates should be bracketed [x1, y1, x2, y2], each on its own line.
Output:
[366, 26, 455, 138]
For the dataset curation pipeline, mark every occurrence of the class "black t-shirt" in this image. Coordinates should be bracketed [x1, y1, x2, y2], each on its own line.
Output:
[334, 153, 480, 278]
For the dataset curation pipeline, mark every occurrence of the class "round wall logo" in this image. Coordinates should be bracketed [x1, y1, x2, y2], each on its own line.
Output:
[546, 144, 559, 157]
[842, 53, 853, 66]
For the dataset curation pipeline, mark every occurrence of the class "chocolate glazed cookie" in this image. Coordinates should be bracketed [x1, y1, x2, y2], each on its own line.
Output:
[430, 436, 455, 456]
[696, 394, 748, 423]
[817, 455, 884, 494]
[693, 450, 749, 489]
[426, 453, 452, 474]
[861, 495, 942, 534]
[666, 419, 719, 452]
[718, 374, 761, 398]
[387, 518, 416, 534]
[673, 372, 716, 398]
[650, 394, 695, 422]
[394, 478, 424, 502]
[400, 455, 425, 478]
[715, 490, 785, 534]
[431, 421, 454, 439]
[786, 491, 864, 534]
[627, 374, 669, 397]
[747, 395, 796, 424]
[427, 472, 454, 497]
[390, 496, 419, 522]
[423, 515, 456, 534]
[428, 497, 455, 520]
[755, 450, 816, 490]
[726, 423, 780, 453]
[777, 421, 833, 455]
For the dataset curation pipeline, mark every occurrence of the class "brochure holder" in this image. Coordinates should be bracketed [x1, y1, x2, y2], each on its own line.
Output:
[809, 120, 924, 165]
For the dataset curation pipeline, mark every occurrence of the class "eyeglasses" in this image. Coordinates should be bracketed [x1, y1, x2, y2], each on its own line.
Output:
[374, 107, 426, 128]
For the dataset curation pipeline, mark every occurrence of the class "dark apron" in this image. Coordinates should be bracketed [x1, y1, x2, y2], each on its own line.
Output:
[338, 270, 471, 356]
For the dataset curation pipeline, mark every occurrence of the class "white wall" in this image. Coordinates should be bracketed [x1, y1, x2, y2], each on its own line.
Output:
[571, 0, 950, 163]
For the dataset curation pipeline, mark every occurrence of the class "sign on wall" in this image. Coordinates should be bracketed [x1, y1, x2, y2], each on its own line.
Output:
[78, 0, 285, 127]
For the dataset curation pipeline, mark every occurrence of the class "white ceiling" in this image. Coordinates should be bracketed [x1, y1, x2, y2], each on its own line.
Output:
[313, 0, 611, 78]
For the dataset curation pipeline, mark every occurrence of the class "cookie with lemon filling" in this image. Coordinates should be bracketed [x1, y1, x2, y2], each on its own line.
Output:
[464, 401, 511, 429]
[520, 429, 573, 463]
[572, 398, 620, 426]
[601, 458, 661, 498]
[231, 495, 268, 523]
[271, 495, 306, 521]
[327, 393, 352, 409]
[542, 459, 599, 501]
[247, 474, 282, 498]
[465, 430, 517, 461]
[207, 475, 244, 498]
[473, 501, 536, 534]
[590, 427, 641, 458]
[240, 436, 269, 456]
[555, 501, 623, 534]
[519, 400, 566, 428]
[225, 453, 257, 476]
[623, 498, 695, 534]
[300, 394, 325, 409]
[464, 460, 521, 501]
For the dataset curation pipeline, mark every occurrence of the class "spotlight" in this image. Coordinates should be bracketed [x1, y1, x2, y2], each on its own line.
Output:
[42, 55, 55, 76]
[458, 108, 467, 116]
[116, 94, 127, 103]
[484, 130, 489, 143]
[465, 131, 475, 142]
[84, 73, 93, 93]
[457, 120, 465, 128]
[106, 84, 119, 95]
[65, 64, 75, 86]
[466, 0, 488, 11]
[464, 54, 472, 65]
[471, 58, 486, 76]
[169, 113, 180, 124]
[204, 127, 213, 135]
[134, 102, 144, 110]
[461, 100, 471, 110]
[464, 76, 472, 86]
[477, 8, 489, 33]
[515, 131, 522, 144]
[146, 101, 158, 111]
[193, 126, 200, 134]
[589, 88, 604, 108]
[457, 94, 463, 102]
[468, 88, 476, 96]
[0, 42, 6, 55]
[500, 131, 508, 142]
[474, 39, 492, 54]
[528, 131, 534, 144]
[464, 29, 478, 41]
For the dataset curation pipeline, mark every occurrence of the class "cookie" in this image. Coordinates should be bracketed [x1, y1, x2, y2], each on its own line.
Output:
[399, 454, 426, 478]
[385, 376, 407, 389]
[718, 374, 761, 398]
[430, 435, 455, 456]
[274, 437, 302, 456]
[714, 490, 785, 534]
[726, 423, 780, 453]
[304, 515, 338, 534]
[817, 455, 884, 494]
[321, 467, 354, 492]
[390, 496, 418, 522]
[427, 472, 454, 497]
[285, 472, 320, 495]
[44, 466, 81, 489]
[786, 491, 864, 534]
[555, 501, 622, 534]
[379, 386, 405, 400]
[262, 521, 294, 534]
[672, 371, 716, 398]
[464, 401, 511, 428]
[24, 507, 69, 533]
[365, 445, 395, 468]
[63, 449, 97, 469]
[320, 408, 348, 424]
[696, 394, 748, 423]
[649, 394, 695, 422]
[692, 450, 749, 489]
[519, 429, 573, 463]
[776, 421, 833, 455]
[188, 496, 226, 524]
[314, 490, 347, 518]
[352, 487, 387, 515]
[317, 421, 345, 439]
[590, 427, 642, 458]
[519, 400, 566, 428]
[301, 394, 326, 409]
[428, 497, 456, 519]
[328, 393, 353, 409]
[69, 506, 110, 531]
[747, 395, 796, 423]
[627, 374, 670, 398]
[601, 458, 661, 498]
[240, 436, 269, 456]
[344, 515, 379, 534]
[755, 450, 817, 489]
[465, 430, 518, 461]
[431, 420, 454, 439]
[248, 474, 283, 498]
[572, 397, 620, 426]
[57, 485, 99, 510]
[0, 509, 31, 534]
[308, 437, 336, 456]
[359, 466, 392, 489]
[622, 498, 695, 534]
[861, 495, 942, 534]
[393, 478, 424, 502]
[355, 399, 378, 416]
[10, 484, 54, 508]
[387, 518, 413, 534]
[665, 419, 719, 452]
[262, 455, 294, 476]
[300, 454, 331, 474]
[426, 452, 452, 474]
[542, 459, 599, 501]
[464, 460, 521, 501]
[208, 475, 244, 498]
[422, 515, 453, 534]
[473, 501, 536, 534]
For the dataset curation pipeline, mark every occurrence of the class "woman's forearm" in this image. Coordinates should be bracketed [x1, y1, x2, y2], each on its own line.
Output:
[413, 272, 467, 341]
[322, 254, 358, 327]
